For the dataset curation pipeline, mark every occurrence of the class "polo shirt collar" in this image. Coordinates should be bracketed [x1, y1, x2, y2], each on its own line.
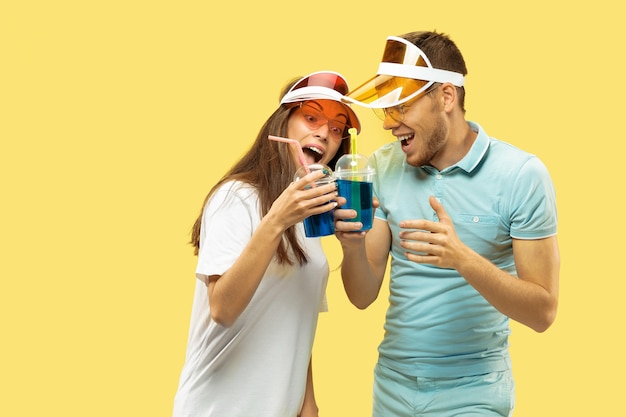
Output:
[454, 121, 489, 173]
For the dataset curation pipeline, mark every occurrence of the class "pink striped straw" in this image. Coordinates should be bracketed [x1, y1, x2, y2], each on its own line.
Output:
[268, 135, 311, 174]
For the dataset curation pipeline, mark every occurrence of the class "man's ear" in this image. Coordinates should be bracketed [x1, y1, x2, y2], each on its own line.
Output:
[440, 82, 457, 112]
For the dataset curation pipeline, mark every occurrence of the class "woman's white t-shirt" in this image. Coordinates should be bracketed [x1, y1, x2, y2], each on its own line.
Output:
[173, 181, 329, 417]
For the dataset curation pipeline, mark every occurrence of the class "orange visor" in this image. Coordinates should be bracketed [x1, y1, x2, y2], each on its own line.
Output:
[281, 71, 361, 134]
[344, 36, 465, 108]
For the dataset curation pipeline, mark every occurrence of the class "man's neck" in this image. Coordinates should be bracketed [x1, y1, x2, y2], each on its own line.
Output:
[430, 119, 476, 171]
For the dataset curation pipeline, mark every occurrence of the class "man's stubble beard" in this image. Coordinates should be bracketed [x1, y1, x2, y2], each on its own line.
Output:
[405, 113, 448, 168]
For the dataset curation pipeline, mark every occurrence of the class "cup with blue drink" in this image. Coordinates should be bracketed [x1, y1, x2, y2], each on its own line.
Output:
[294, 163, 337, 238]
[334, 154, 375, 231]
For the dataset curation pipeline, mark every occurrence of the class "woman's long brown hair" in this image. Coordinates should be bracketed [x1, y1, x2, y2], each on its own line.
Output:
[190, 79, 351, 266]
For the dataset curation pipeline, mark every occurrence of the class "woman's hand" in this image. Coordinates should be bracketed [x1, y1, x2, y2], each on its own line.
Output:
[266, 170, 338, 231]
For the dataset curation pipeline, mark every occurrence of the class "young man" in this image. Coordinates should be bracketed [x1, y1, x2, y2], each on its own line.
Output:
[335, 31, 560, 416]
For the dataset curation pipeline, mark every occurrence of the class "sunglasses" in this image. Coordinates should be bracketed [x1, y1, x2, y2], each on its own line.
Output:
[372, 84, 440, 122]
[298, 101, 350, 141]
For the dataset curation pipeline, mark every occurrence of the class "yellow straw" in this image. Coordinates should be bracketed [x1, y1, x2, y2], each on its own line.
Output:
[348, 128, 358, 172]
[347, 128, 360, 215]
[349, 128, 357, 156]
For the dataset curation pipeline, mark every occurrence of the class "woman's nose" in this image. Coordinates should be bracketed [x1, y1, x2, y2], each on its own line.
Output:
[313, 123, 330, 140]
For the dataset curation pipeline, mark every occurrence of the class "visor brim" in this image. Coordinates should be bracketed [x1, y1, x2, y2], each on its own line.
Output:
[344, 73, 433, 109]
[344, 36, 465, 109]
[279, 71, 361, 133]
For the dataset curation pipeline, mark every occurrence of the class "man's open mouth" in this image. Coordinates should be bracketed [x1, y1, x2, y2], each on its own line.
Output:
[398, 133, 414, 148]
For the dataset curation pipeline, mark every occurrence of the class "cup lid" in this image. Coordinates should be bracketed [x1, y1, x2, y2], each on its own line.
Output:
[334, 154, 374, 177]
[294, 163, 335, 184]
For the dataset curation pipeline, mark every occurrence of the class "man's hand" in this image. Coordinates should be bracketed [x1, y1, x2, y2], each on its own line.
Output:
[398, 195, 471, 269]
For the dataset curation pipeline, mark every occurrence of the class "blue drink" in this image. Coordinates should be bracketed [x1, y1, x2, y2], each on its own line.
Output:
[294, 163, 337, 238]
[303, 206, 335, 237]
[337, 179, 373, 231]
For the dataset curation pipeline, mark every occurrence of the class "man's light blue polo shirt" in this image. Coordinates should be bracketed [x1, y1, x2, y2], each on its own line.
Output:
[370, 121, 557, 378]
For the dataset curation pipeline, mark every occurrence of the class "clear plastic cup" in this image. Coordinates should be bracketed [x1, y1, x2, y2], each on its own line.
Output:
[294, 163, 336, 238]
[334, 154, 375, 231]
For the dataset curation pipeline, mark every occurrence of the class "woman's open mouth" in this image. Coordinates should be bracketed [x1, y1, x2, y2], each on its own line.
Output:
[303, 145, 324, 163]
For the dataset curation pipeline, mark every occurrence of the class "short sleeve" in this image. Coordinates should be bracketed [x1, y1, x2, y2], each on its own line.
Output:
[509, 157, 558, 239]
[195, 182, 258, 282]
[319, 292, 328, 313]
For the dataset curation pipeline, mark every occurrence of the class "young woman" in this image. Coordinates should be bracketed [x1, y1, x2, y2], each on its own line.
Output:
[172, 71, 361, 417]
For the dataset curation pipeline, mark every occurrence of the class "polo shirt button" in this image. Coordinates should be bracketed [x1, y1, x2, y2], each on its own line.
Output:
[473, 216, 480, 223]
[436, 174, 442, 179]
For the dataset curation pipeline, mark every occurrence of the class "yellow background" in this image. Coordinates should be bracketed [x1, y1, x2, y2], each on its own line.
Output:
[1, 1, 623, 415]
